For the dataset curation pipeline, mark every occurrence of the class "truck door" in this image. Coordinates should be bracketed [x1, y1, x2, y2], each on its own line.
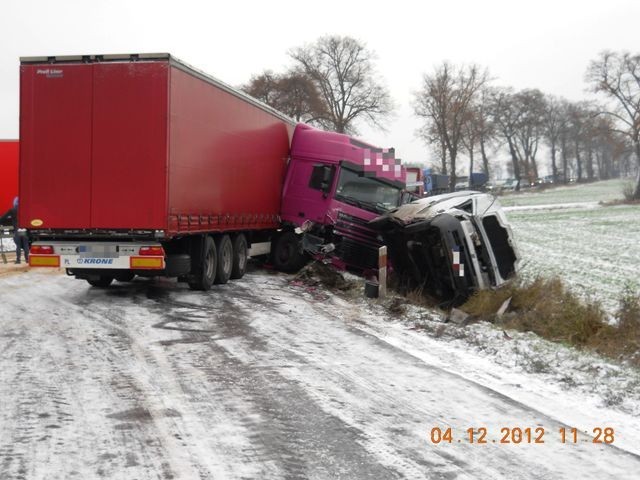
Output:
[281, 159, 336, 223]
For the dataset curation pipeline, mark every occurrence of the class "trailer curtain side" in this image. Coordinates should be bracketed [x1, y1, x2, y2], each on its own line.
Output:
[19, 55, 294, 237]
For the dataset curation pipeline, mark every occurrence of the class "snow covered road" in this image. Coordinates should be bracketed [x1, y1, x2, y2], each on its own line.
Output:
[1, 269, 639, 479]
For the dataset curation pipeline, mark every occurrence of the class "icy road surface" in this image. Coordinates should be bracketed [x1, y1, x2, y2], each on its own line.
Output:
[1, 270, 640, 479]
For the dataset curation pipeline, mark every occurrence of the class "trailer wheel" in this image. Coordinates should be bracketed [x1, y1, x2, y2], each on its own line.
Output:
[272, 231, 305, 273]
[87, 276, 114, 288]
[215, 235, 233, 284]
[230, 234, 248, 279]
[188, 236, 217, 291]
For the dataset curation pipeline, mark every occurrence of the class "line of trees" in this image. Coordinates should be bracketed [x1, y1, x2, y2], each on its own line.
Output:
[413, 55, 638, 194]
[242, 37, 640, 199]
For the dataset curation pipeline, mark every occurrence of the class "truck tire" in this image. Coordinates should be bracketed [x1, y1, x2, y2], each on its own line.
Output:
[214, 235, 233, 284]
[230, 234, 248, 280]
[87, 276, 114, 288]
[272, 231, 305, 273]
[188, 236, 217, 291]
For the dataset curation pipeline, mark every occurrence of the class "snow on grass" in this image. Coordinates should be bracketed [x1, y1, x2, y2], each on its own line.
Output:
[414, 308, 640, 415]
[499, 178, 629, 207]
[499, 180, 640, 314]
[508, 204, 640, 314]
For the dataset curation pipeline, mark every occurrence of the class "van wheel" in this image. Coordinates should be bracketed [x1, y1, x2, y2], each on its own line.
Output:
[272, 231, 305, 273]
[87, 276, 114, 288]
[188, 236, 217, 291]
[215, 235, 233, 284]
[230, 234, 248, 279]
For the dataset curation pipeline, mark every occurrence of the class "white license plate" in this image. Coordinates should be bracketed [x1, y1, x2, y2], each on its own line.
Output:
[78, 245, 119, 258]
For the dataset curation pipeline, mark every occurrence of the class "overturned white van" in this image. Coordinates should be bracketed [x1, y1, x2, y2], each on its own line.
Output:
[370, 191, 520, 306]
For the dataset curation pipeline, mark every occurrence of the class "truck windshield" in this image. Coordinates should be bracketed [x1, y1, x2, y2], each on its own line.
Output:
[335, 168, 401, 213]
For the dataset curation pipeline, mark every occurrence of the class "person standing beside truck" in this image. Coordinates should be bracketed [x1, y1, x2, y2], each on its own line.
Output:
[0, 197, 29, 264]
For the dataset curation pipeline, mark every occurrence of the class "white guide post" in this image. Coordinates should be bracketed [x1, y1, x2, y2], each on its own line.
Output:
[378, 246, 387, 298]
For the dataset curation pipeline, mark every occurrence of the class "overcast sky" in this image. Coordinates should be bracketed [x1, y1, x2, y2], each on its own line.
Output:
[1, 0, 638, 173]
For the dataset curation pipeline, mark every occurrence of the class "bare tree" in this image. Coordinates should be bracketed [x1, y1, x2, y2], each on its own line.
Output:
[586, 51, 640, 198]
[417, 124, 448, 174]
[490, 88, 523, 190]
[542, 95, 568, 182]
[566, 102, 591, 182]
[461, 88, 496, 178]
[511, 89, 546, 183]
[413, 62, 488, 191]
[289, 35, 393, 134]
[476, 88, 498, 178]
[461, 107, 481, 178]
[242, 69, 326, 123]
[581, 107, 613, 181]
[243, 70, 280, 105]
[557, 102, 573, 184]
[276, 71, 327, 122]
[589, 115, 616, 180]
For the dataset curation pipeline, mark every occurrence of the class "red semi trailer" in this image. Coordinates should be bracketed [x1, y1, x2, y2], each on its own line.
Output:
[21, 54, 294, 289]
[21, 54, 408, 289]
[0, 140, 19, 213]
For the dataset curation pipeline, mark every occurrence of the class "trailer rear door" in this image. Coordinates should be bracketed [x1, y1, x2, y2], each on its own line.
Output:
[20, 63, 94, 228]
[91, 62, 168, 229]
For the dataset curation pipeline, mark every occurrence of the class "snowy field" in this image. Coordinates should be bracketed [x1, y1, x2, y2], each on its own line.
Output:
[2, 269, 640, 479]
[499, 178, 630, 207]
[501, 179, 640, 313]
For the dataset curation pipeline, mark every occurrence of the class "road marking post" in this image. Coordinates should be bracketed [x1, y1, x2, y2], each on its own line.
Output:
[378, 246, 387, 298]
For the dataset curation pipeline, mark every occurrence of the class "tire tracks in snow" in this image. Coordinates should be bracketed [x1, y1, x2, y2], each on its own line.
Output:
[3, 271, 640, 479]
[141, 286, 402, 479]
[226, 274, 640, 479]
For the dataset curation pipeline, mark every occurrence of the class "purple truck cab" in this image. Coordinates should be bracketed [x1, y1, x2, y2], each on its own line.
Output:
[279, 124, 406, 272]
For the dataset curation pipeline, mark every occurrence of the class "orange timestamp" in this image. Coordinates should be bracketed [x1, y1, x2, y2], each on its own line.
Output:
[429, 427, 615, 445]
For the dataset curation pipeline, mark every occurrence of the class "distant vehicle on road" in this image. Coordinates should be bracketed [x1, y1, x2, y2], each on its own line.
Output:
[492, 178, 520, 192]
[454, 173, 488, 191]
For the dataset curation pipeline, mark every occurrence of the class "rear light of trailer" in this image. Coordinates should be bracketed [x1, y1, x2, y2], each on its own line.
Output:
[30, 245, 54, 255]
[130, 257, 164, 269]
[30, 255, 60, 267]
[139, 246, 165, 256]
